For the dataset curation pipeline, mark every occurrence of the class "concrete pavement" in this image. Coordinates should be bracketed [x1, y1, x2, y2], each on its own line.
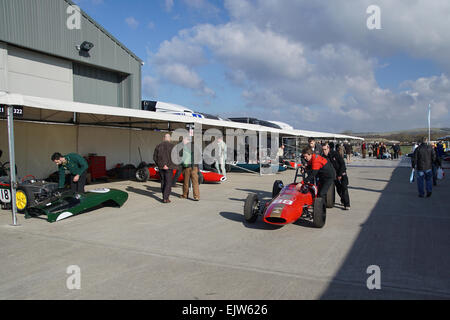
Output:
[0, 157, 449, 299]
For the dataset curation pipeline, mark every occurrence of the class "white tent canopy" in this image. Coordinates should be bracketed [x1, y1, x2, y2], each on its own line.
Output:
[0, 92, 364, 140]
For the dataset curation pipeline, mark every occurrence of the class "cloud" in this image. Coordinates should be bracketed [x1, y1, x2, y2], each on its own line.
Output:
[165, 0, 174, 12]
[125, 16, 139, 29]
[147, 0, 450, 132]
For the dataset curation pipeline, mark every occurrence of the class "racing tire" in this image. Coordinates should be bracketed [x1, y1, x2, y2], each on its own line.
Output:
[244, 193, 259, 223]
[272, 180, 284, 198]
[225, 164, 231, 172]
[15, 187, 35, 213]
[326, 184, 335, 208]
[312, 197, 326, 228]
[136, 168, 149, 182]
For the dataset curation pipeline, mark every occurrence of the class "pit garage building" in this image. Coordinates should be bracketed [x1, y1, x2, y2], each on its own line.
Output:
[0, 0, 143, 178]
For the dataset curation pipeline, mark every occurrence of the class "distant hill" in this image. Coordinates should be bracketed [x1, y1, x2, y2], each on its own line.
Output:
[341, 128, 450, 143]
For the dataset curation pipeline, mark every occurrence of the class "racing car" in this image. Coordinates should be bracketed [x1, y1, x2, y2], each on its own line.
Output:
[243, 167, 335, 228]
[135, 165, 226, 183]
[0, 152, 128, 222]
[1, 175, 128, 222]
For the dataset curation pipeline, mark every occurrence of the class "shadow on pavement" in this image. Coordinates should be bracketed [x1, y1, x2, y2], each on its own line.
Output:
[320, 166, 450, 299]
[126, 186, 162, 202]
[347, 186, 384, 193]
[219, 211, 283, 230]
[235, 188, 272, 199]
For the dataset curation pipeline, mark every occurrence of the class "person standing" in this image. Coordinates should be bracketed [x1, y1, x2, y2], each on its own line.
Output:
[412, 137, 436, 198]
[361, 142, 367, 159]
[432, 144, 442, 186]
[153, 133, 176, 203]
[216, 137, 227, 179]
[322, 144, 350, 210]
[277, 144, 285, 164]
[51, 152, 89, 193]
[344, 142, 352, 163]
[180, 137, 201, 201]
[338, 143, 345, 159]
[308, 138, 322, 155]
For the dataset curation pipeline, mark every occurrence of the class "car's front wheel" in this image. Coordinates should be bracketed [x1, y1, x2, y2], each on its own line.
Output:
[15, 187, 35, 213]
[326, 183, 335, 208]
[244, 193, 259, 223]
[312, 197, 326, 228]
[272, 180, 284, 198]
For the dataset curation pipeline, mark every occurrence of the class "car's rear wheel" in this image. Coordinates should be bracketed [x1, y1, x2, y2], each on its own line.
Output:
[312, 197, 326, 228]
[15, 187, 34, 213]
[244, 193, 259, 223]
[136, 168, 149, 182]
[326, 183, 335, 208]
[272, 180, 284, 198]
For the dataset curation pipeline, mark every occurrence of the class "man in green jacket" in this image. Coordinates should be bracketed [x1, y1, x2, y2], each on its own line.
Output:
[51, 152, 89, 193]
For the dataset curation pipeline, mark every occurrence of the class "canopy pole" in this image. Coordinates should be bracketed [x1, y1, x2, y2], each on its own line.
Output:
[7, 105, 19, 226]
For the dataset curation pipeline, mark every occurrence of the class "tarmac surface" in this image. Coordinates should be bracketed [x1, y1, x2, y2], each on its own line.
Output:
[0, 156, 449, 300]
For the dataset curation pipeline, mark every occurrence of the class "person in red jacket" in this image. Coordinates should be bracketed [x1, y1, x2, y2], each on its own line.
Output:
[296, 146, 336, 207]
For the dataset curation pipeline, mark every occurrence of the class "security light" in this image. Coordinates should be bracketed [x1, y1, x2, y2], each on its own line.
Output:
[80, 41, 94, 51]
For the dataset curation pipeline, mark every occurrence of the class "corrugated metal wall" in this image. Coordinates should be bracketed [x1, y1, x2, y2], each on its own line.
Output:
[0, 0, 142, 109]
[73, 62, 131, 108]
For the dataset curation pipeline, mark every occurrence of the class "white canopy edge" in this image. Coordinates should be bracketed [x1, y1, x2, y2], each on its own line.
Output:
[0, 91, 363, 140]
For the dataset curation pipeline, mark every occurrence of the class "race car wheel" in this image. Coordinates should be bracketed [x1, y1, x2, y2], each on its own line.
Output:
[326, 184, 335, 208]
[312, 197, 326, 228]
[272, 180, 284, 198]
[135, 168, 149, 182]
[244, 193, 259, 223]
[225, 164, 231, 172]
[15, 187, 35, 213]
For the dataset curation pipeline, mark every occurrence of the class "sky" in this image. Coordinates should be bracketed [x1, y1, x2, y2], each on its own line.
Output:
[72, 0, 449, 133]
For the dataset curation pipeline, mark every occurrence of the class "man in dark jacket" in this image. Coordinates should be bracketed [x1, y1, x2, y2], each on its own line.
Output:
[322, 143, 350, 210]
[308, 138, 322, 156]
[412, 137, 436, 198]
[296, 147, 335, 207]
[153, 133, 176, 203]
[52, 152, 89, 193]
[344, 142, 353, 163]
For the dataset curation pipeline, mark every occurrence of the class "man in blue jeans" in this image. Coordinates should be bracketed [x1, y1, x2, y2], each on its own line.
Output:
[412, 137, 436, 198]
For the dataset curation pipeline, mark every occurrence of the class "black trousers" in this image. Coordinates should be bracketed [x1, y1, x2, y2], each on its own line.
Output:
[335, 174, 350, 207]
[318, 177, 334, 207]
[70, 171, 87, 193]
[160, 169, 173, 201]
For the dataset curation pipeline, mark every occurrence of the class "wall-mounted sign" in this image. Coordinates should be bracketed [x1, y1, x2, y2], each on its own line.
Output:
[0, 105, 23, 118]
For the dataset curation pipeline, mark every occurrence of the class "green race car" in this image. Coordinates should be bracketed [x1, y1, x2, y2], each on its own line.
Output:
[1, 176, 128, 223]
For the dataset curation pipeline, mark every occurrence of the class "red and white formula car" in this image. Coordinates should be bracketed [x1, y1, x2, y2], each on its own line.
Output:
[135, 165, 226, 184]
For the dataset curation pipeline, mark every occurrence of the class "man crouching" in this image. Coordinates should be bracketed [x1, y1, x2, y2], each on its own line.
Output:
[296, 147, 335, 207]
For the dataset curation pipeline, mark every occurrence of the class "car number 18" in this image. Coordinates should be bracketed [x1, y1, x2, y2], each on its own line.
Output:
[0, 189, 11, 203]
